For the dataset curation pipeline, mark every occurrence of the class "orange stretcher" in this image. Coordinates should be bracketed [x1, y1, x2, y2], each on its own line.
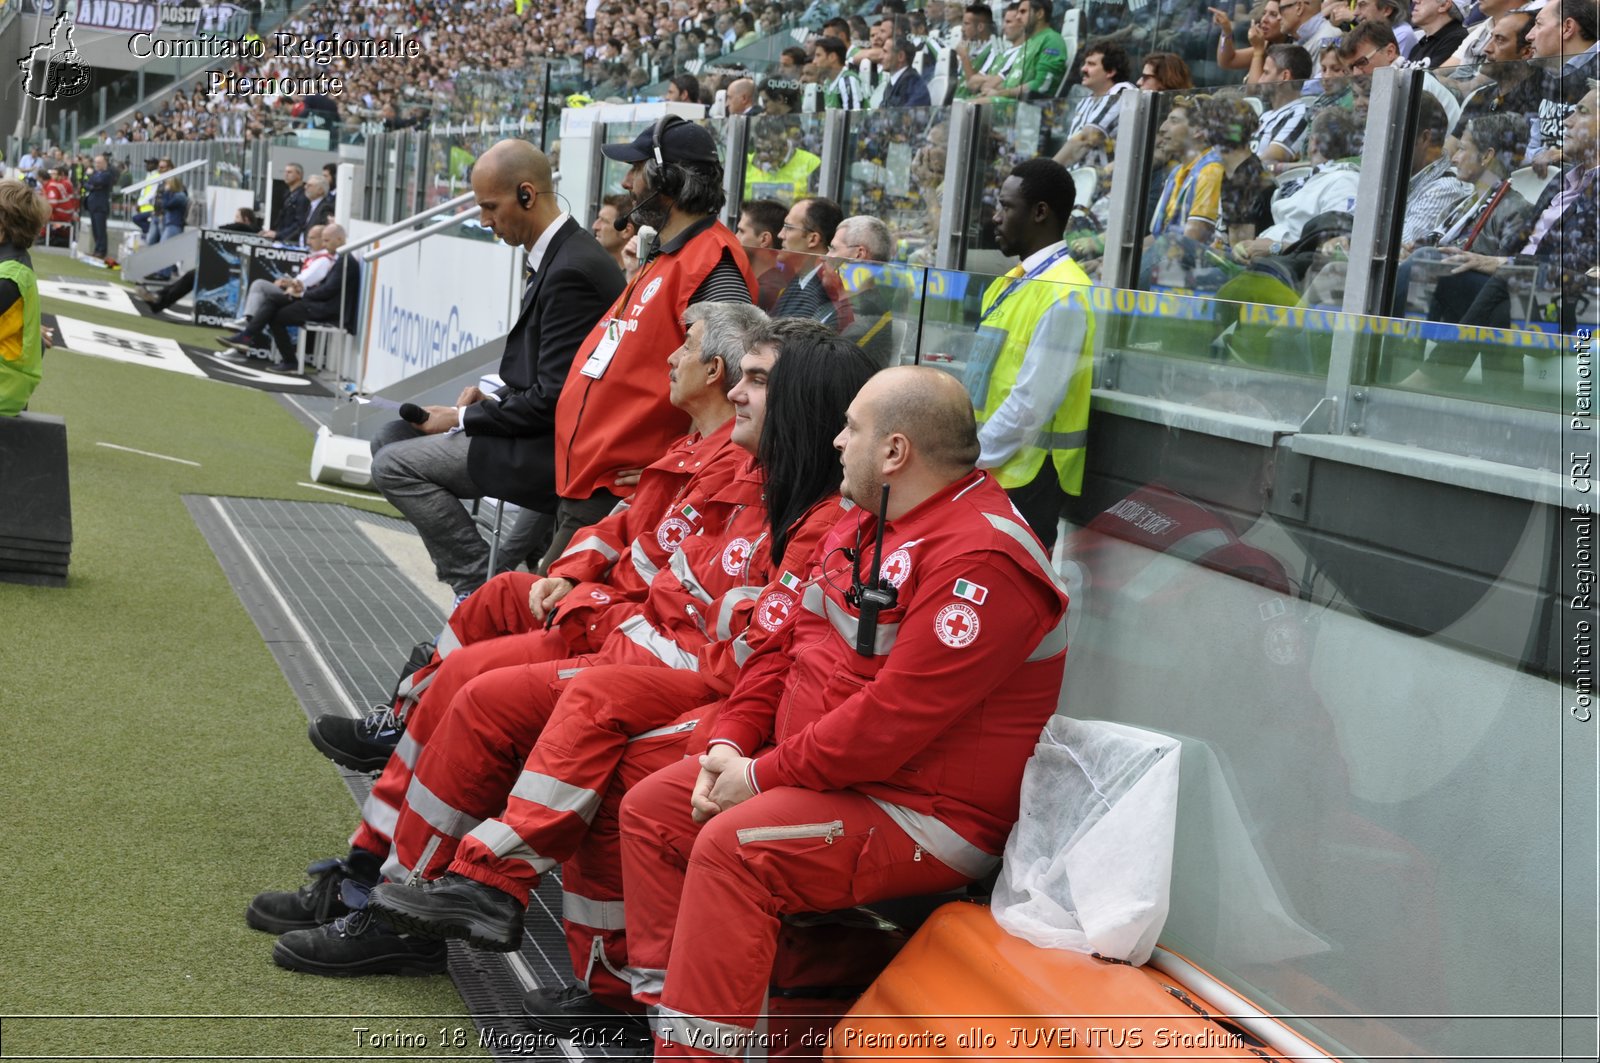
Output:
[826, 901, 1335, 1061]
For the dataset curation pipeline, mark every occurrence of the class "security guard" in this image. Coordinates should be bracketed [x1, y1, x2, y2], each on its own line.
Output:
[971, 157, 1093, 551]
[133, 157, 160, 239]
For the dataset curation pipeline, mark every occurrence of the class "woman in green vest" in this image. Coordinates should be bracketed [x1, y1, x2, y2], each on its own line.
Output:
[0, 179, 52, 417]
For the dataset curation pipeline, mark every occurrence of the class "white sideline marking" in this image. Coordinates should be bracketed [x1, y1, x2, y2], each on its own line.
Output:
[282, 394, 328, 427]
[95, 441, 201, 466]
[295, 480, 378, 501]
[207, 497, 362, 719]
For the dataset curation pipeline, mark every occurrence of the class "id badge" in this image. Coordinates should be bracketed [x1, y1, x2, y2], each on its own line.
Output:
[963, 325, 1009, 407]
[580, 319, 624, 379]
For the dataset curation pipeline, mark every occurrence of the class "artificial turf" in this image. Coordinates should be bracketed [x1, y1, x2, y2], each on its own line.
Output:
[0, 252, 483, 1058]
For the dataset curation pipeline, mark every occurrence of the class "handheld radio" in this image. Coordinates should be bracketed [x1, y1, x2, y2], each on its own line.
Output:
[854, 483, 897, 656]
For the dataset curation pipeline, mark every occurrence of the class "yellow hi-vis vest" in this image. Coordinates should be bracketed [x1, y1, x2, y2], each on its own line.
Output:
[137, 181, 157, 214]
[975, 253, 1095, 494]
[0, 254, 43, 417]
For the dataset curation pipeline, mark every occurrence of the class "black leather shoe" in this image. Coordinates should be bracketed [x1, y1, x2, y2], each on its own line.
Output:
[246, 856, 376, 934]
[367, 874, 525, 952]
[265, 359, 301, 374]
[272, 908, 448, 977]
[521, 982, 650, 1038]
[308, 705, 402, 772]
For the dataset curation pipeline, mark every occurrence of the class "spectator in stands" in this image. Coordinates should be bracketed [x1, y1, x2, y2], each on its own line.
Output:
[1235, 106, 1363, 259]
[1398, 95, 1475, 243]
[553, 117, 755, 570]
[83, 155, 114, 261]
[778, 45, 809, 80]
[1453, 12, 1541, 137]
[877, 36, 934, 107]
[1215, 1, 1293, 80]
[1279, 0, 1346, 76]
[952, 3, 1001, 97]
[1053, 39, 1136, 166]
[1148, 96, 1225, 247]
[1528, 0, 1600, 170]
[1254, 44, 1316, 170]
[261, 162, 308, 244]
[1206, 95, 1278, 247]
[665, 73, 701, 103]
[737, 198, 789, 310]
[610, 365, 1068, 1058]
[592, 192, 637, 274]
[759, 82, 802, 115]
[1416, 84, 1599, 381]
[1353, 0, 1420, 59]
[322, 163, 338, 209]
[744, 124, 822, 203]
[978, 0, 1068, 101]
[964, 2, 1026, 96]
[815, 36, 866, 108]
[1407, 0, 1470, 70]
[0, 181, 53, 418]
[978, 158, 1093, 550]
[831, 214, 900, 362]
[725, 77, 759, 115]
[1138, 51, 1195, 92]
[772, 197, 853, 328]
[1441, 0, 1521, 75]
[135, 207, 261, 315]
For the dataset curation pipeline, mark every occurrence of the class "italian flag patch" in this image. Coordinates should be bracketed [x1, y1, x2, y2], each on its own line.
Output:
[779, 571, 802, 591]
[952, 579, 988, 605]
[680, 502, 701, 524]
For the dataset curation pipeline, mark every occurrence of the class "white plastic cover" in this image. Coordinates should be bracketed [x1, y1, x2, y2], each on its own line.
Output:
[991, 716, 1181, 966]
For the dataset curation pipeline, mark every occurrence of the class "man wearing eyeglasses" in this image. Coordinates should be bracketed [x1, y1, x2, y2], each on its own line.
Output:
[772, 197, 855, 329]
[1279, 0, 1344, 77]
[1338, 21, 1464, 127]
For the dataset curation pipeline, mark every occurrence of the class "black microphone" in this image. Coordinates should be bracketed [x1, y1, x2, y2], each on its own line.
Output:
[616, 190, 661, 231]
[398, 402, 428, 424]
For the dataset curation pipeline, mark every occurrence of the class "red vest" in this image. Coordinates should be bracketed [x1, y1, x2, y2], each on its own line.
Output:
[554, 220, 754, 501]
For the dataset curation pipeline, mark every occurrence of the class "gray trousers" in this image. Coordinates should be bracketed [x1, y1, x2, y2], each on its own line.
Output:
[242, 278, 293, 320]
[369, 420, 554, 598]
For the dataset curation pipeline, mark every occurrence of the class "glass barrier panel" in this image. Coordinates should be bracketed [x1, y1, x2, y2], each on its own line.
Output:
[840, 106, 951, 264]
[744, 114, 827, 208]
[966, 97, 1086, 277]
[595, 116, 732, 224]
[759, 249, 925, 369]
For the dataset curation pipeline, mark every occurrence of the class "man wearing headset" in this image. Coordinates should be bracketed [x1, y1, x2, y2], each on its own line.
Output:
[552, 116, 756, 566]
[369, 140, 623, 601]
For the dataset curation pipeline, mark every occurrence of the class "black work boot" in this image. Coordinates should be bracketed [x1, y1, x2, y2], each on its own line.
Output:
[367, 873, 526, 952]
[308, 703, 404, 772]
[271, 880, 447, 977]
[246, 854, 380, 934]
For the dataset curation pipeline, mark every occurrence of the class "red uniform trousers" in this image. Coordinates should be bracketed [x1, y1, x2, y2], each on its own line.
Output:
[618, 757, 970, 1058]
[350, 620, 572, 863]
[439, 667, 718, 1008]
[386, 638, 673, 884]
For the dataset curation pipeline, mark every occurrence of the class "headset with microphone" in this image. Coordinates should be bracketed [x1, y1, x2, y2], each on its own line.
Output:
[614, 112, 684, 232]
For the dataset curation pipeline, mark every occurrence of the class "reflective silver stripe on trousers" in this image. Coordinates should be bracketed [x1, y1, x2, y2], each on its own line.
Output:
[869, 798, 1000, 880]
[461, 818, 557, 873]
[617, 615, 699, 670]
[1040, 429, 1088, 451]
[361, 793, 400, 838]
[982, 511, 1071, 661]
[628, 717, 700, 743]
[655, 1005, 756, 1058]
[434, 624, 462, 658]
[559, 534, 620, 563]
[394, 732, 421, 770]
[669, 549, 715, 604]
[631, 540, 660, 585]
[563, 889, 626, 930]
[627, 966, 666, 999]
[801, 582, 898, 656]
[509, 770, 601, 822]
[403, 776, 481, 839]
[714, 585, 762, 640]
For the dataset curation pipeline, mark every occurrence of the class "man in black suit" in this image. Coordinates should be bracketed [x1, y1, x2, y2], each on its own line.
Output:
[369, 140, 625, 600]
[262, 161, 309, 244]
[877, 37, 932, 108]
[303, 175, 335, 231]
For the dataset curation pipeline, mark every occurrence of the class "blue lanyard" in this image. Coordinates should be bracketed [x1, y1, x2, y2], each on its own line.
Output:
[979, 246, 1073, 323]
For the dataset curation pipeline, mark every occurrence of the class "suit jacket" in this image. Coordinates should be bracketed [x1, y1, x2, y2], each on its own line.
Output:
[465, 217, 625, 509]
[275, 186, 310, 244]
[305, 195, 335, 230]
[300, 252, 361, 328]
[880, 68, 931, 110]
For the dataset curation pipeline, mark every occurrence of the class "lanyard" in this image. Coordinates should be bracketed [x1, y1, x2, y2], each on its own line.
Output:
[980, 246, 1072, 323]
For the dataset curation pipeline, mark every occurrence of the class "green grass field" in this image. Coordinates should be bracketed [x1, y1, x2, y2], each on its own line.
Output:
[0, 252, 481, 1058]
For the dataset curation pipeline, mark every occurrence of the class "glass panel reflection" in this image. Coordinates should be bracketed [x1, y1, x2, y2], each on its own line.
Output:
[841, 106, 951, 264]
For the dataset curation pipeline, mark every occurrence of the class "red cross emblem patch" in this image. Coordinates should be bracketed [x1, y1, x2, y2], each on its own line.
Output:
[722, 537, 752, 576]
[879, 548, 912, 588]
[656, 517, 692, 551]
[934, 603, 981, 648]
[755, 591, 793, 632]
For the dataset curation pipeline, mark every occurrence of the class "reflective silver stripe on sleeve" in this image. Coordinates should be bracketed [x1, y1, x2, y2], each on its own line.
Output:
[983, 512, 1069, 593]
[461, 818, 558, 873]
[801, 582, 897, 656]
[1040, 429, 1088, 451]
[655, 1006, 757, 1057]
[557, 666, 584, 680]
[1029, 618, 1068, 661]
[868, 798, 1000, 880]
[631, 539, 660, 584]
[617, 615, 700, 670]
[403, 777, 481, 839]
[669, 549, 715, 604]
[434, 625, 462, 658]
[714, 586, 762, 640]
[563, 889, 626, 930]
[559, 535, 621, 563]
[627, 717, 700, 743]
[360, 793, 399, 839]
[509, 771, 601, 822]
[731, 634, 755, 666]
[394, 732, 421, 770]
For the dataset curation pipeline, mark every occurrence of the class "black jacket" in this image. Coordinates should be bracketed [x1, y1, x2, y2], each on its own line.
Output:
[305, 195, 335, 231]
[275, 186, 310, 244]
[83, 168, 115, 213]
[300, 252, 361, 328]
[464, 217, 625, 509]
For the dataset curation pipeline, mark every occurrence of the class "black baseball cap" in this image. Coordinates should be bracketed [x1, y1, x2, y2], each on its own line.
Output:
[601, 119, 721, 165]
